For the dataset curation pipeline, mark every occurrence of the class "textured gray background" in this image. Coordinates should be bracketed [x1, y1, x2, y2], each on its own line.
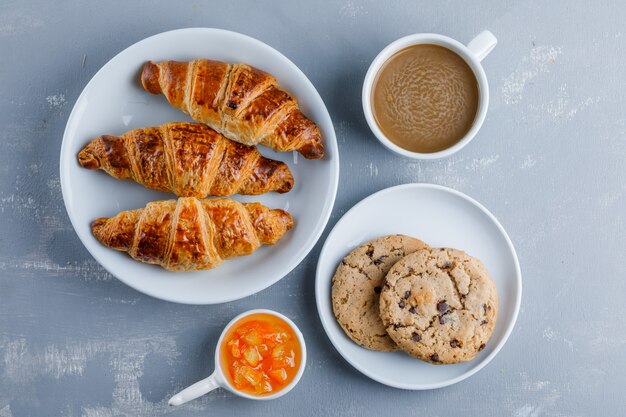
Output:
[1, 0, 625, 416]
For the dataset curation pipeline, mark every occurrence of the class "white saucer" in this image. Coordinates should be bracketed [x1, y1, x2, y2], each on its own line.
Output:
[315, 183, 521, 389]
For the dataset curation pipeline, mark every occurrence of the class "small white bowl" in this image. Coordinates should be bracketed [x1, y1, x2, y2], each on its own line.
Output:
[362, 31, 497, 160]
[169, 309, 307, 405]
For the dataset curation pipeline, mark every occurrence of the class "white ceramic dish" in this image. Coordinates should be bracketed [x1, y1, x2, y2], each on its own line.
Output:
[362, 31, 497, 160]
[315, 183, 521, 389]
[60, 28, 339, 304]
[169, 309, 306, 405]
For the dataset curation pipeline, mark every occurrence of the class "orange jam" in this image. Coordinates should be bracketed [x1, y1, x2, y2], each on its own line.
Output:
[221, 313, 301, 395]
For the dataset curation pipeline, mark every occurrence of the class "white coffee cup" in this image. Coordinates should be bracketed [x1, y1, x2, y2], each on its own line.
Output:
[362, 31, 497, 159]
[168, 309, 307, 405]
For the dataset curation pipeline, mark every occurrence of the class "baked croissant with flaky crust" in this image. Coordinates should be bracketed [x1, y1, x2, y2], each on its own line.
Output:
[77, 122, 294, 197]
[92, 197, 293, 271]
[141, 59, 325, 159]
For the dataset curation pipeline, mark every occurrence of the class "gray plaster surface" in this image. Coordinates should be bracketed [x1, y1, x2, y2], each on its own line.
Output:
[1, 1, 625, 416]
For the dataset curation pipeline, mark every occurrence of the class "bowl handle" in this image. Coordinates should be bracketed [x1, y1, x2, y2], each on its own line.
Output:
[169, 370, 222, 406]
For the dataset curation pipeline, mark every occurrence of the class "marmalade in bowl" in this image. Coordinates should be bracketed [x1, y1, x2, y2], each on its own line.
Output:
[221, 313, 302, 395]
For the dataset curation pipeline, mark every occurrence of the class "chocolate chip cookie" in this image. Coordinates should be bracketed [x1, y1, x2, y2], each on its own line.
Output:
[379, 248, 498, 364]
[331, 235, 429, 351]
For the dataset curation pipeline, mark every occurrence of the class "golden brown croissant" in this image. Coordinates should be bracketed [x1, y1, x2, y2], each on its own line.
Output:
[141, 59, 325, 159]
[77, 122, 294, 197]
[92, 197, 293, 271]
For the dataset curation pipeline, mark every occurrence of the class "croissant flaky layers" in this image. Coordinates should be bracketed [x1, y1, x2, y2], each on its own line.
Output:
[77, 122, 294, 197]
[92, 197, 293, 271]
[141, 59, 325, 159]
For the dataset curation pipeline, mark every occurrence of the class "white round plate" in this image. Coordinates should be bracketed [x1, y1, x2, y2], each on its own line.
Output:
[315, 184, 521, 389]
[60, 28, 339, 304]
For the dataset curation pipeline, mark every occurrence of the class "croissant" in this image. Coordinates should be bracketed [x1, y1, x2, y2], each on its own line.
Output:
[141, 59, 325, 159]
[92, 197, 293, 271]
[77, 122, 294, 197]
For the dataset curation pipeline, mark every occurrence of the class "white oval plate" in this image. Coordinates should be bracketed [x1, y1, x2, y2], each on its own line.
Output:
[60, 28, 339, 304]
[315, 184, 521, 389]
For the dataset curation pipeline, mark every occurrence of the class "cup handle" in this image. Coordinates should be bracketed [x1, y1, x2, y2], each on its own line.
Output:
[466, 30, 497, 62]
[169, 370, 222, 406]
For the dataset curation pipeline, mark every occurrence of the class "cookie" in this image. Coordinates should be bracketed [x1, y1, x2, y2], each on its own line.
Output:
[379, 248, 498, 364]
[331, 235, 429, 351]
